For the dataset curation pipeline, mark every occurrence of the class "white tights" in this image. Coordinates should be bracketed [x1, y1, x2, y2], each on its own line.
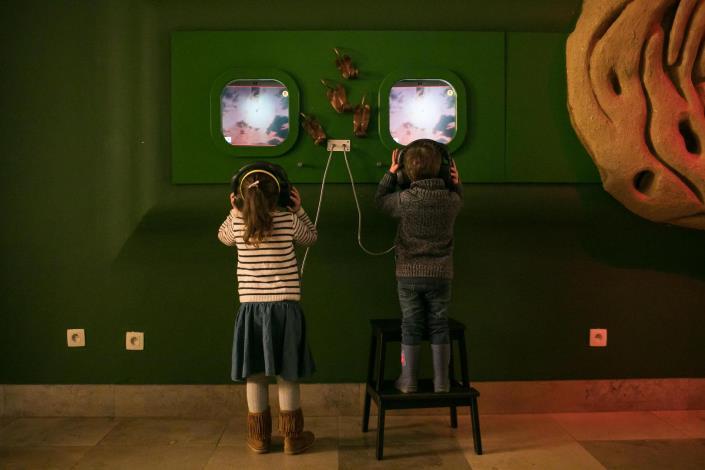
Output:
[246, 373, 301, 413]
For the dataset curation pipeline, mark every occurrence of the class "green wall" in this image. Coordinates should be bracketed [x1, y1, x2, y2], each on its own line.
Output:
[1, 0, 704, 384]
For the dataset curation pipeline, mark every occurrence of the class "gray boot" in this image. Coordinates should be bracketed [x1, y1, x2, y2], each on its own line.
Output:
[431, 343, 451, 392]
[395, 344, 421, 393]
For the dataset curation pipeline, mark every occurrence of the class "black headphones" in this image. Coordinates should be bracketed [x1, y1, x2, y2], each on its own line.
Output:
[395, 139, 453, 189]
[231, 162, 291, 208]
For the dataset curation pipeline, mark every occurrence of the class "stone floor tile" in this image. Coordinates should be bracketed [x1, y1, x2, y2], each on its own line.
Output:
[98, 418, 226, 447]
[339, 436, 470, 469]
[74, 445, 216, 470]
[451, 413, 576, 454]
[466, 441, 605, 470]
[652, 410, 705, 438]
[339, 415, 470, 468]
[0, 418, 118, 447]
[0, 446, 90, 469]
[0, 418, 15, 431]
[581, 439, 705, 470]
[454, 414, 604, 470]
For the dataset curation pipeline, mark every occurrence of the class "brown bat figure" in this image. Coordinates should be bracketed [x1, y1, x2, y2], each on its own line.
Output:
[353, 94, 371, 137]
[321, 79, 352, 113]
[300, 113, 327, 146]
[334, 48, 358, 79]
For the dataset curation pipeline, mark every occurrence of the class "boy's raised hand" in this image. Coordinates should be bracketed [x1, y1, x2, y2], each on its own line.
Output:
[288, 187, 302, 212]
[450, 159, 460, 185]
[389, 148, 401, 174]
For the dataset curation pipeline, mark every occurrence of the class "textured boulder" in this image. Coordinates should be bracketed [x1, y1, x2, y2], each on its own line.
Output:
[567, 0, 705, 230]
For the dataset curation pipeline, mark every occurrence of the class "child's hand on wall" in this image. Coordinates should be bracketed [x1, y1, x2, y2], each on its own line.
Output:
[450, 160, 460, 185]
[288, 187, 302, 212]
[389, 148, 400, 174]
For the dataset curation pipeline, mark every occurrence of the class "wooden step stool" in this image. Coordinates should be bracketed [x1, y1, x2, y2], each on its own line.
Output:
[362, 318, 483, 460]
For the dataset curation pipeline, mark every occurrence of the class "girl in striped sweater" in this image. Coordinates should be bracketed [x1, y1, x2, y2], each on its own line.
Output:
[218, 168, 317, 455]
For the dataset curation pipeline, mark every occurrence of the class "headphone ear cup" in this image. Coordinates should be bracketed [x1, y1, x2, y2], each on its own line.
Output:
[268, 163, 290, 207]
[278, 182, 291, 207]
[396, 169, 409, 189]
[435, 142, 452, 187]
[230, 174, 241, 195]
[439, 163, 452, 188]
[396, 148, 410, 189]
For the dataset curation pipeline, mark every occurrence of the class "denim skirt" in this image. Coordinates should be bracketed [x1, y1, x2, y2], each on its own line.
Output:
[231, 301, 316, 382]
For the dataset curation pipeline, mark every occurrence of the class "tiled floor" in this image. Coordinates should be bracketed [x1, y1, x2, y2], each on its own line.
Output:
[0, 410, 704, 469]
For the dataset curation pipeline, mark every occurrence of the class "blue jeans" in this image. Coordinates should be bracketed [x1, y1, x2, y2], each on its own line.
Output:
[397, 277, 451, 345]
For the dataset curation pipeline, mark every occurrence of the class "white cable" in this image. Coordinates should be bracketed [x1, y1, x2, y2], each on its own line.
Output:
[300, 150, 334, 276]
[342, 150, 395, 256]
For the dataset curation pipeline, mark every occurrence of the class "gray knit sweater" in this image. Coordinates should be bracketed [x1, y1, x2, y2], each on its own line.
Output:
[375, 172, 463, 279]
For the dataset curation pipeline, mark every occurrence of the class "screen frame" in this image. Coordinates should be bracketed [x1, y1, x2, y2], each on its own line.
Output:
[378, 69, 467, 154]
[209, 68, 300, 157]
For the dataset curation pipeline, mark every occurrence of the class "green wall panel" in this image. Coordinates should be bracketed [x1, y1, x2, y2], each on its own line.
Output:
[172, 31, 505, 183]
[506, 32, 599, 182]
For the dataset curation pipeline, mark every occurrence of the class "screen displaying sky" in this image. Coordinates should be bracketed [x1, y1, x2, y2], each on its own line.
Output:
[221, 80, 289, 146]
[389, 79, 457, 145]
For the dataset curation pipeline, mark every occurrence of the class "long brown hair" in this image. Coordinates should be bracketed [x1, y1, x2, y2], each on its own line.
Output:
[237, 172, 279, 245]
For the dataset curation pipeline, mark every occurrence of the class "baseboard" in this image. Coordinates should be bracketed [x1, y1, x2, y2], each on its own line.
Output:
[2, 379, 704, 417]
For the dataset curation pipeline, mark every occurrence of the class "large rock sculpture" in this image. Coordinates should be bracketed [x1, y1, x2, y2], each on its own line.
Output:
[567, 0, 705, 230]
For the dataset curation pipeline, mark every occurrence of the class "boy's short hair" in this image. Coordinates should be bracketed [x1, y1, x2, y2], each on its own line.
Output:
[404, 140, 442, 182]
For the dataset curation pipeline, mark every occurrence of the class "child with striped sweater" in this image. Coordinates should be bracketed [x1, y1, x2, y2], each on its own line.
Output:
[218, 169, 317, 455]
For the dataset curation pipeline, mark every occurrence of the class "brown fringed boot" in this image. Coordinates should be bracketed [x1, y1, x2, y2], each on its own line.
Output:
[278, 408, 315, 455]
[247, 408, 272, 453]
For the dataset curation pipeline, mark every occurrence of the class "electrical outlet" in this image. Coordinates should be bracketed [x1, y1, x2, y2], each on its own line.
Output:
[67, 329, 85, 347]
[589, 328, 607, 347]
[326, 139, 351, 152]
[126, 332, 144, 351]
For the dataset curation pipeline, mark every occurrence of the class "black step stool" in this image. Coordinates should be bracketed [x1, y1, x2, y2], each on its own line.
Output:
[362, 318, 482, 460]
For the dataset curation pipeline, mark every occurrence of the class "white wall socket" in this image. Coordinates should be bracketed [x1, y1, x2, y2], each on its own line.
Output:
[66, 329, 85, 347]
[326, 139, 351, 152]
[589, 328, 607, 347]
[126, 331, 144, 351]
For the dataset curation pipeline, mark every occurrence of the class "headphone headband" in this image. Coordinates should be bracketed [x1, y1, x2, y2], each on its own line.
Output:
[238, 169, 281, 197]
[231, 162, 291, 208]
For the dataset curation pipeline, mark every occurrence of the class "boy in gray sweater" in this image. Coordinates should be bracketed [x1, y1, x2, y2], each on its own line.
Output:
[376, 139, 462, 393]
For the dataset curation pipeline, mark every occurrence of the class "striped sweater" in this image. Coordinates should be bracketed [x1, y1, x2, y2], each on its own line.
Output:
[218, 207, 317, 302]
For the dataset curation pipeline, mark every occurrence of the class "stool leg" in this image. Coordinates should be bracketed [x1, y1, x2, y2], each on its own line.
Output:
[362, 334, 377, 433]
[375, 334, 386, 392]
[449, 342, 458, 428]
[449, 342, 456, 385]
[458, 334, 470, 388]
[362, 395, 372, 433]
[376, 406, 386, 460]
[470, 396, 483, 455]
